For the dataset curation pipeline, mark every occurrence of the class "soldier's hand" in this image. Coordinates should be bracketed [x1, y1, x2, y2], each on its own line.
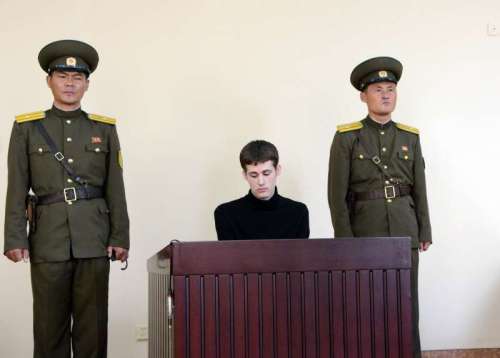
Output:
[107, 246, 129, 262]
[5, 248, 29, 263]
[419, 242, 431, 252]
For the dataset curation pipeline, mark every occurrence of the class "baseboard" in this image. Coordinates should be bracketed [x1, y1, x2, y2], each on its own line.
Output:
[422, 348, 500, 357]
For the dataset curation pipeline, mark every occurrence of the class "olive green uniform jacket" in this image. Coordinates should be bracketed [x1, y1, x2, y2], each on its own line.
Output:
[328, 116, 432, 248]
[4, 106, 129, 263]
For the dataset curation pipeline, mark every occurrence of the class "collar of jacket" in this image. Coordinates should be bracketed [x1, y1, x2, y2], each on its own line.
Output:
[364, 115, 394, 130]
[50, 105, 83, 119]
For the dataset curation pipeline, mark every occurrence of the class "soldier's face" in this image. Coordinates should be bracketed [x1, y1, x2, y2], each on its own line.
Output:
[243, 160, 281, 201]
[47, 71, 89, 109]
[361, 82, 397, 117]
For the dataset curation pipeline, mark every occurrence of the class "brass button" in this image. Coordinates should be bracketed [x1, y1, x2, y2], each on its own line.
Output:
[95, 148, 101, 153]
[387, 199, 393, 203]
[383, 165, 388, 169]
[67, 201, 73, 205]
[38, 148, 43, 153]
[67, 178, 73, 183]
[66, 120, 71, 124]
[359, 154, 364, 159]
[380, 131, 385, 135]
[385, 180, 390, 185]
[67, 137, 72, 142]
[382, 147, 387, 152]
[404, 155, 409, 160]
[68, 158, 74, 164]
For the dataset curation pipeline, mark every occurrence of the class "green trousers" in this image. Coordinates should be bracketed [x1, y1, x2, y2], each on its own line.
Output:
[30, 257, 109, 358]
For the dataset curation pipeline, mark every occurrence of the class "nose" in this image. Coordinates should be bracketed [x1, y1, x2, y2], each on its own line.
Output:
[257, 175, 265, 186]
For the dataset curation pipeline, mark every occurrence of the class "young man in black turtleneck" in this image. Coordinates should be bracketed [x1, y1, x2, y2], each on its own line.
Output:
[214, 140, 309, 241]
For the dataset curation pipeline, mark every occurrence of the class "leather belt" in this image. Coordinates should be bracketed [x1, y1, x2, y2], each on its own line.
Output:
[352, 184, 412, 201]
[37, 186, 104, 205]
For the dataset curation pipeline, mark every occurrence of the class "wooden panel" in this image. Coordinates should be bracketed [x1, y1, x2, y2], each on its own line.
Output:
[188, 276, 201, 358]
[359, 270, 372, 358]
[247, 274, 260, 358]
[372, 270, 386, 358]
[218, 275, 231, 358]
[171, 238, 411, 275]
[289, 272, 303, 358]
[303, 271, 317, 358]
[261, 274, 274, 358]
[317, 272, 331, 358]
[386, 270, 400, 358]
[173, 276, 187, 358]
[203, 275, 217, 358]
[167, 238, 413, 358]
[345, 270, 359, 357]
[331, 271, 345, 358]
[274, 273, 289, 358]
[232, 274, 246, 358]
[400, 270, 413, 358]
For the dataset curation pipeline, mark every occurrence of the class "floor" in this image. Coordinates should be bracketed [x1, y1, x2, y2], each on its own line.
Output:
[422, 349, 500, 358]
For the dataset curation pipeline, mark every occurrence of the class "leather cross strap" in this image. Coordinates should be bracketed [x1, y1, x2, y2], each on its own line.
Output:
[34, 120, 86, 185]
[38, 185, 104, 205]
[352, 184, 412, 201]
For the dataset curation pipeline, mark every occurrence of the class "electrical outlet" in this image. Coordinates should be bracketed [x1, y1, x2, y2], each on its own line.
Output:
[135, 325, 148, 341]
[487, 23, 498, 36]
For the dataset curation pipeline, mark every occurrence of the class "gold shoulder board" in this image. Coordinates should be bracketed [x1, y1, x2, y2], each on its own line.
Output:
[15, 111, 45, 123]
[396, 122, 419, 135]
[88, 113, 116, 125]
[337, 121, 363, 133]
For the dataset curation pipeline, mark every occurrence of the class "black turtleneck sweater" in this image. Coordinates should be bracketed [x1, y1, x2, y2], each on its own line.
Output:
[214, 189, 309, 241]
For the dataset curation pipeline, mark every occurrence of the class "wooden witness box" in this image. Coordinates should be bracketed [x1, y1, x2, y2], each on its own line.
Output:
[148, 238, 412, 358]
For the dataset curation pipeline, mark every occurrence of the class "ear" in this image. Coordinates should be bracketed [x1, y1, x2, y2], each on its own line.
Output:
[84, 78, 90, 92]
[241, 169, 248, 180]
[276, 164, 282, 176]
[46, 75, 51, 88]
[360, 91, 367, 103]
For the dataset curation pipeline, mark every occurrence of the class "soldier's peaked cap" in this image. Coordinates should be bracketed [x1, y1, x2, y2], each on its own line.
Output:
[38, 39, 99, 76]
[350, 56, 402, 91]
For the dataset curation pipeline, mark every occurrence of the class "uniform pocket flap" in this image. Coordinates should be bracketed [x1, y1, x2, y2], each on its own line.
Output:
[29, 144, 51, 154]
[85, 143, 109, 153]
[352, 151, 369, 160]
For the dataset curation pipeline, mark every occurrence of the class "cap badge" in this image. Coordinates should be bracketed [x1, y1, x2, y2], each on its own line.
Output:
[401, 145, 408, 152]
[378, 70, 388, 78]
[66, 57, 77, 67]
[91, 136, 102, 144]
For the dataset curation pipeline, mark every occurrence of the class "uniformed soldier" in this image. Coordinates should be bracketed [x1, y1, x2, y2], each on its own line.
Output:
[328, 56, 432, 357]
[3, 39, 129, 358]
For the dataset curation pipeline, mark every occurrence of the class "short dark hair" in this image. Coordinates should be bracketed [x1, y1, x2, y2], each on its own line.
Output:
[239, 140, 279, 171]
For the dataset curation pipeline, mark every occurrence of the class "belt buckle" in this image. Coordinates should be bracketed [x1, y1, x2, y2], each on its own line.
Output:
[384, 185, 396, 199]
[63, 187, 77, 203]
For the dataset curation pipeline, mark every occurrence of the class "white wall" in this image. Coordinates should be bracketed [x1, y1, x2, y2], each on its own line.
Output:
[1, 0, 499, 357]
